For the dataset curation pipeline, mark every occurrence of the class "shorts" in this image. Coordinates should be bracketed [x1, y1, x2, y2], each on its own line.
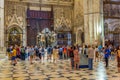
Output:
[11, 56, 16, 60]
[30, 55, 34, 58]
[41, 53, 45, 57]
[48, 53, 52, 56]
[29, 53, 34, 56]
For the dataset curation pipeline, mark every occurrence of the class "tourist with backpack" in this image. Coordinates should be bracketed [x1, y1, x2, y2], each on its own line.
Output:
[11, 46, 17, 66]
[25, 46, 29, 60]
[7, 46, 12, 60]
[104, 46, 111, 68]
[63, 46, 67, 59]
[69, 46, 74, 69]
[88, 45, 94, 70]
[59, 46, 63, 59]
[34, 46, 39, 60]
[73, 46, 80, 70]
[16, 45, 21, 61]
[38, 47, 42, 62]
[41, 46, 45, 63]
[21, 46, 25, 60]
[29, 46, 35, 64]
[117, 46, 120, 72]
[47, 46, 52, 62]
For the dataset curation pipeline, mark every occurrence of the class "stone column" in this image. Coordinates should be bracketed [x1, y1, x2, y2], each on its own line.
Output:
[74, 0, 84, 45]
[0, 0, 5, 54]
[83, 0, 90, 45]
[83, 0, 104, 46]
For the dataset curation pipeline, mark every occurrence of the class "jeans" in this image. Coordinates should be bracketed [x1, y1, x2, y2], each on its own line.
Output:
[21, 53, 25, 60]
[88, 58, 93, 70]
[117, 56, 120, 67]
[59, 52, 63, 59]
[25, 53, 28, 58]
[105, 57, 109, 67]
[70, 57, 74, 69]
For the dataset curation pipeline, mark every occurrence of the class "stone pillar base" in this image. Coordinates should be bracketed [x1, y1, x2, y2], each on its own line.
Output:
[0, 47, 6, 55]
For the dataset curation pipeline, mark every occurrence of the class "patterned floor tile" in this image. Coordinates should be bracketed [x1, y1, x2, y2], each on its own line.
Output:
[0, 58, 120, 80]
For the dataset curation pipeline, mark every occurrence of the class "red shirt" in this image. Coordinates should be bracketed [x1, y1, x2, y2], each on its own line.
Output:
[16, 47, 20, 55]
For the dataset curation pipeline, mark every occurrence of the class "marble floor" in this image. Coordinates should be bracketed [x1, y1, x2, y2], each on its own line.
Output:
[0, 58, 120, 80]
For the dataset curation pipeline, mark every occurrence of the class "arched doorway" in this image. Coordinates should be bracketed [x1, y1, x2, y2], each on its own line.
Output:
[113, 27, 120, 46]
[6, 26, 23, 46]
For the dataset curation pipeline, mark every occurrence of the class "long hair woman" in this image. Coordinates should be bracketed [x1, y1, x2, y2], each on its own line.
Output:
[73, 46, 80, 70]
[117, 46, 120, 72]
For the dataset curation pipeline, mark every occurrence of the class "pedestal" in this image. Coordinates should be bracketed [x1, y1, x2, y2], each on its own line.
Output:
[0, 47, 6, 54]
[79, 53, 89, 68]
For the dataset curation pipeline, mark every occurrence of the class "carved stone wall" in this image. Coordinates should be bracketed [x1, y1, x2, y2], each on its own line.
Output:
[5, 0, 73, 46]
[54, 6, 72, 31]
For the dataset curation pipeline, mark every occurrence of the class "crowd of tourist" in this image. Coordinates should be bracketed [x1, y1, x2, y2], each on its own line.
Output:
[6, 44, 120, 72]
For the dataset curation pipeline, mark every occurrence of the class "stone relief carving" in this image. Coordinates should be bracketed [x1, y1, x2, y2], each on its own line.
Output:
[7, 14, 24, 28]
[5, 1, 25, 28]
[54, 7, 72, 31]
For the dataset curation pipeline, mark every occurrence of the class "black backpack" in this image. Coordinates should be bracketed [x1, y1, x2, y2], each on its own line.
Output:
[21, 48, 25, 53]
[36, 48, 39, 53]
[48, 47, 51, 52]
[41, 48, 44, 52]
[7, 48, 10, 52]
[70, 50, 74, 57]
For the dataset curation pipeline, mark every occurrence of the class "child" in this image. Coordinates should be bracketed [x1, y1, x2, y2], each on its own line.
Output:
[11, 46, 17, 66]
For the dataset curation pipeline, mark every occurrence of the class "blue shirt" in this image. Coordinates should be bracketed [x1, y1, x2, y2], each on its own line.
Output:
[47, 47, 52, 54]
[98, 45, 102, 52]
[104, 49, 110, 58]
[59, 48, 63, 52]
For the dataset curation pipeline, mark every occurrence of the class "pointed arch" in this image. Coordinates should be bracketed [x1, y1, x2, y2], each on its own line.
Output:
[6, 25, 23, 46]
[7, 24, 23, 34]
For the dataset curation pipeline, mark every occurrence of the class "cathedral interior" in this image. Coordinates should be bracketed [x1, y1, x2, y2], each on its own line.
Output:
[0, 0, 120, 80]
[1, 0, 119, 51]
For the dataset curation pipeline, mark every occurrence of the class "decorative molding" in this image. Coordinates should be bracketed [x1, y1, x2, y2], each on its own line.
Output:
[7, 14, 23, 28]
[6, 0, 74, 7]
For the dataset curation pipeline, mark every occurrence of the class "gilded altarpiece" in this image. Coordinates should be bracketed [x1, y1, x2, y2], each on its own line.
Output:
[5, 1, 26, 46]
